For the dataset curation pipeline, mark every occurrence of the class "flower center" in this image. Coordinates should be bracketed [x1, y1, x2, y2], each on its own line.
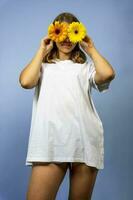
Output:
[74, 30, 78, 34]
[55, 28, 60, 34]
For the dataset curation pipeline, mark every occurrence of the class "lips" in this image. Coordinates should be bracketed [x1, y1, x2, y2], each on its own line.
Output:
[61, 42, 72, 47]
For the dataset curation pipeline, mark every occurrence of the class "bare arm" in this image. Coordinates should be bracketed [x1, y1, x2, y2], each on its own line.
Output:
[19, 36, 53, 89]
[80, 35, 116, 85]
[19, 47, 46, 89]
[87, 45, 115, 83]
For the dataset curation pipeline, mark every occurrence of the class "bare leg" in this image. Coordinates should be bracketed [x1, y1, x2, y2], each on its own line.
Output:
[26, 162, 69, 200]
[68, 162, 99, 200]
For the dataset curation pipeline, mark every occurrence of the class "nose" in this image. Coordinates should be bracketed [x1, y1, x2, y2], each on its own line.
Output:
[64, 37, 70, 42]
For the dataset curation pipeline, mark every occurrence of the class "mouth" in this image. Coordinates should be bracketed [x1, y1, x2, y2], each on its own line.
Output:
[61, 42, 72, 47]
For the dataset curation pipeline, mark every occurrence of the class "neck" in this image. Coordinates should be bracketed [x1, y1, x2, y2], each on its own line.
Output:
[58, 51, 71, 60]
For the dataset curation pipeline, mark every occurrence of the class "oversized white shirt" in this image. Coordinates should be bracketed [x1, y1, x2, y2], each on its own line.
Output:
[25, 58, 110, 169]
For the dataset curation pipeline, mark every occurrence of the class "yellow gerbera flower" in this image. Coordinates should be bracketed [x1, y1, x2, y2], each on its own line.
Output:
[48, 21, 68, 42]
[67, 22, 87, 43]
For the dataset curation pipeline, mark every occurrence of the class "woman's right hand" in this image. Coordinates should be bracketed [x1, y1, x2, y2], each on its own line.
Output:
[39, 35, 54, 56]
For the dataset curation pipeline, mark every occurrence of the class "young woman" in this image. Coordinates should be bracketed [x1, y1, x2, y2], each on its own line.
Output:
[19, 12, 115, 200]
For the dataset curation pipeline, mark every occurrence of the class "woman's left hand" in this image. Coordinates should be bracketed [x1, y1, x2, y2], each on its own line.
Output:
[79, 35, 95, 55]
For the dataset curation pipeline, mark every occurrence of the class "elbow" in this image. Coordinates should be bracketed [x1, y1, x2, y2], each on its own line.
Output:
[108, 71, 116, 81]
[99, 71, 116, 84]
[19, 79, 29, 89]
[95, 68, 116, 85]
[19, 75, 31, 89]
[19, 76, 38, 89]
[106, 69, 116, 81]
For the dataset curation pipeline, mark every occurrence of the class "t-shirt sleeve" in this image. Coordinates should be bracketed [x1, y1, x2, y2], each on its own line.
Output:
[88, 60, 110, 93]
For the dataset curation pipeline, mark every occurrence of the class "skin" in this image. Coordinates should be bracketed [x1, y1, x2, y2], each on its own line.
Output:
[79, 35, 116, 84]
[68, 163, 98, 200]
[26, 162, 69, 200]
[55, 36, 77, 60]
[19, 32, 115, 89]
[26, 162, 98, 200]
[20, 22, 116, 200]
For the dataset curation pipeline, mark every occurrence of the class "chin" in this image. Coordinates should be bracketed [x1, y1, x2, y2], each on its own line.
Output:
[56, 42, 76, 52]
[60, 45, 76, 52]
[61, 49, 72, 53]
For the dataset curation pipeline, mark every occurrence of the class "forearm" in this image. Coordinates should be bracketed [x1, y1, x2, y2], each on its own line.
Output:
[87, 46, 115, 80]
[19, 47, 46, 89]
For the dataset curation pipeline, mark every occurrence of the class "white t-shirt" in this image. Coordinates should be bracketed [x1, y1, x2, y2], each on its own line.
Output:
[25, 58, 110, 169]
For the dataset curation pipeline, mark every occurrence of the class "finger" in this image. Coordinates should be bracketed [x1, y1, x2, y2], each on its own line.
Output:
[42, 36, 47, 41]
[81, 41, 86, 45]
[49, 39, 53, 43]
[83, 36, 89, 42]
[45, 38, 51, 45]
[42, 35, 50, 41]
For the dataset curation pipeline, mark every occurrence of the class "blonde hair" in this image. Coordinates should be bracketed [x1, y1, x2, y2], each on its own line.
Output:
[42, 12, 87, 64]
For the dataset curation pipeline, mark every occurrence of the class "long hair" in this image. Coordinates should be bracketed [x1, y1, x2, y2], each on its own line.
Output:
[43, 12, 87, 64]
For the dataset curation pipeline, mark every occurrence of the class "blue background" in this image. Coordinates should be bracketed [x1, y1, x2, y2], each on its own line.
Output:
[0, 0, 132, 199]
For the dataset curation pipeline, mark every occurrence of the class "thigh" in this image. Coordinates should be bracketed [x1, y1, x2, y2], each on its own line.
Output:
[68, 162, 99, 200]
[26, 162, 69, 200]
